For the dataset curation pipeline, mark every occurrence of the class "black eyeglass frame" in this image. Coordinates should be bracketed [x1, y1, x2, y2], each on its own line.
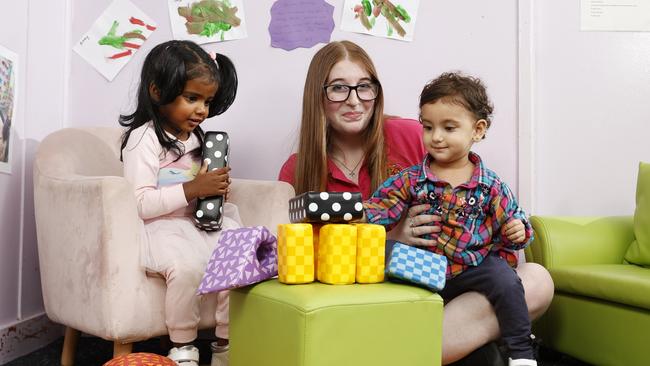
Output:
[322, 81, 382, 102]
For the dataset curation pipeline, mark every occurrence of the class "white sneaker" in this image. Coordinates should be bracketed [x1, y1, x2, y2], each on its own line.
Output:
[211, 342, 229, 366]
[508, 358, 537, 366]
[167, 345, 200, 366]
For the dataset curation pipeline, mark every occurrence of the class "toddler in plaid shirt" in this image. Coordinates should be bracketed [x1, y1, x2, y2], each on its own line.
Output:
[364, 72, 537, 366]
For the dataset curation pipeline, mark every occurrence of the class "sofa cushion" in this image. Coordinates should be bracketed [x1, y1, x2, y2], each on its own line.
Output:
[625, 162, 650, 266]
[551, 264, 650, 310]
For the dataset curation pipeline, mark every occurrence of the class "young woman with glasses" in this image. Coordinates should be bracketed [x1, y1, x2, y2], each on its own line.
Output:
[279, 40, 425, 202]
[278, 40, 553, 365]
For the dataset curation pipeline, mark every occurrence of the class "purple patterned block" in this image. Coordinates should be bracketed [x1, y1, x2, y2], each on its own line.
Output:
[198, 226, 278, 294]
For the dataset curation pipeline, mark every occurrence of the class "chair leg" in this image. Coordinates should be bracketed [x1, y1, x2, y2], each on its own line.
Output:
[61, 327, 80, 366]
[113, 341, 133, 358]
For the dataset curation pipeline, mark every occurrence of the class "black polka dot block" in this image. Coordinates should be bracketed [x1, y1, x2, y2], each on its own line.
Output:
[289, 191, 364, 223]
[195, 131, 229, 231]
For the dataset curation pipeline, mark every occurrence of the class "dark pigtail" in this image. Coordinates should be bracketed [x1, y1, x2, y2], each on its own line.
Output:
[209, 53, 238, 117]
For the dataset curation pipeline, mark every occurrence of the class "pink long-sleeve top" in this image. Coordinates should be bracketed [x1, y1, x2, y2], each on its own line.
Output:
[122, 122, 201, 220]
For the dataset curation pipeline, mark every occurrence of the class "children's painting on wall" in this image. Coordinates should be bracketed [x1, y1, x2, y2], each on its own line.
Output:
[73, 0, 157, 81]
[168, 0, 247, 44]
[0, 44, 18, 174]
[340, 0, 420, 42]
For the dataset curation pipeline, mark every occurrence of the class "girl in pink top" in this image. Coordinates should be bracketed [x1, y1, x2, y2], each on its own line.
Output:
[278, 40, 554, 365]
[120, 40, 237, 366]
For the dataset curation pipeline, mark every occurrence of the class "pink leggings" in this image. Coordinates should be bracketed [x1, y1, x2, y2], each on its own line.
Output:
[163, 261, 229, 343]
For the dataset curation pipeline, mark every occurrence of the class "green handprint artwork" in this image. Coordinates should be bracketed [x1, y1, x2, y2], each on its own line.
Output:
[177, 0, 241, 41]
[98, 17, 155, 59]
[353, 0, 411, 37]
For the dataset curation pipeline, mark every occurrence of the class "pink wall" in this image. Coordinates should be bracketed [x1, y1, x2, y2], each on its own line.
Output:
[0, 0, 68, 361]
[532, 1, 650, 215]
[0, 0, 27, 326]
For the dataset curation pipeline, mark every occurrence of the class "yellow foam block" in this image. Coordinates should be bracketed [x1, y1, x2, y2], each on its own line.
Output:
[317, 224, 357, 285]
[355, 224, 386, 283]
[277, 223, 314, 284]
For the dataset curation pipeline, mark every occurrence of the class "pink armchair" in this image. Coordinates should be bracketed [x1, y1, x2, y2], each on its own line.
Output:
[33, 127, 293, 365]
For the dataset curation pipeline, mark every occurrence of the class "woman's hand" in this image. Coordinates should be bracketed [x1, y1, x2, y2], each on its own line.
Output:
[183, 160, 231, 201]
[386, 203, 441, 247]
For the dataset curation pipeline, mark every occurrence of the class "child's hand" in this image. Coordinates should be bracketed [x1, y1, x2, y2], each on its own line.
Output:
[502, 219, 526, 243]
[183, 160, 231, 201]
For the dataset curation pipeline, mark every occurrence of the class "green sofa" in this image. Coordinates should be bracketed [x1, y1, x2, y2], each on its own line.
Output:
[526, 216, 650, 366]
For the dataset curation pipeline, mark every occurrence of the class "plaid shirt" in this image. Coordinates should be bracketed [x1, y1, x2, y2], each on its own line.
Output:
[364, 152, 533, 279]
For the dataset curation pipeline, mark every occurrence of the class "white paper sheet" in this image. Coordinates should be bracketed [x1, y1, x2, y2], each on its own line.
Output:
[340, 0, 420, 42]
[73, 0, 157, 81]
[168, 0, 247, 44]
[581, 0, 650, 31]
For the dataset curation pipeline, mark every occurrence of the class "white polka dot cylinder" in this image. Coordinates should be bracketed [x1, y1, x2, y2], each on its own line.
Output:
[288, 191, 364, 223]
[194, 131, 229, 231]
[317, 224, 357, 285]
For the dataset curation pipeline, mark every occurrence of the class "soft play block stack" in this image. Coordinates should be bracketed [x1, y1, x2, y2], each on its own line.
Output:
[194, 131, 229, 231]
[280, 191, 387, 286]
[277, 224, 314, 284]
[355, 224, 386, 283]
[289, 191, 364, 223]
[387, 242, 447, 292]
[317, 224, 357, 285]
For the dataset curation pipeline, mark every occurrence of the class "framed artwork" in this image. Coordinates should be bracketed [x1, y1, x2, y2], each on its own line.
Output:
[0, 44, 18, 174]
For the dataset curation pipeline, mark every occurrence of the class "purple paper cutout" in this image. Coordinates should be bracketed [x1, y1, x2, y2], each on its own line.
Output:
[197, 226, 278, 294]
[269, 0, 335, 51]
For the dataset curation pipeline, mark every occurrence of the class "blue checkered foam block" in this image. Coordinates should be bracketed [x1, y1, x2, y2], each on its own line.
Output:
[387, 242, 447, 292]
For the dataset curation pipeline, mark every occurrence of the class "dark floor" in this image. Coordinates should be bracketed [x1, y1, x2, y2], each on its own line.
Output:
[4, 336, 215, 366]
[5, 336, 592, 366]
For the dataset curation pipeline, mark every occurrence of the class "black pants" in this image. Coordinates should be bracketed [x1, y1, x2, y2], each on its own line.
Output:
[440, 254, 534, 360]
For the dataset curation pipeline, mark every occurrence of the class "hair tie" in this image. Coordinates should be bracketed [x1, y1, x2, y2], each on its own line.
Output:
[208, 51, 220, 69]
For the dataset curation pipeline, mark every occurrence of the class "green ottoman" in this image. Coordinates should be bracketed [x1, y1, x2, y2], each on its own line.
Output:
[230, 280, 443, 366]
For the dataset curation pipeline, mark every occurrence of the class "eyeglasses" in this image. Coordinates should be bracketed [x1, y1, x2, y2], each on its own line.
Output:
[323, 82, 380, 102]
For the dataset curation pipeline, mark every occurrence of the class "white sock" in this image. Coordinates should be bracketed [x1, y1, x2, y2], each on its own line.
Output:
[211, 342, 229, 353]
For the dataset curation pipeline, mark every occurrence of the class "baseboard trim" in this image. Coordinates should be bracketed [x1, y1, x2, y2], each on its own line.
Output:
[0, 313, 63, 364]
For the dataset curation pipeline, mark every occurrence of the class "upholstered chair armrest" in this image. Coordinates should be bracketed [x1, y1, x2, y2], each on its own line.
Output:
[34, 171, 155, 339]
[228, 178, 295, 234]
[527, 216, 634, 269]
